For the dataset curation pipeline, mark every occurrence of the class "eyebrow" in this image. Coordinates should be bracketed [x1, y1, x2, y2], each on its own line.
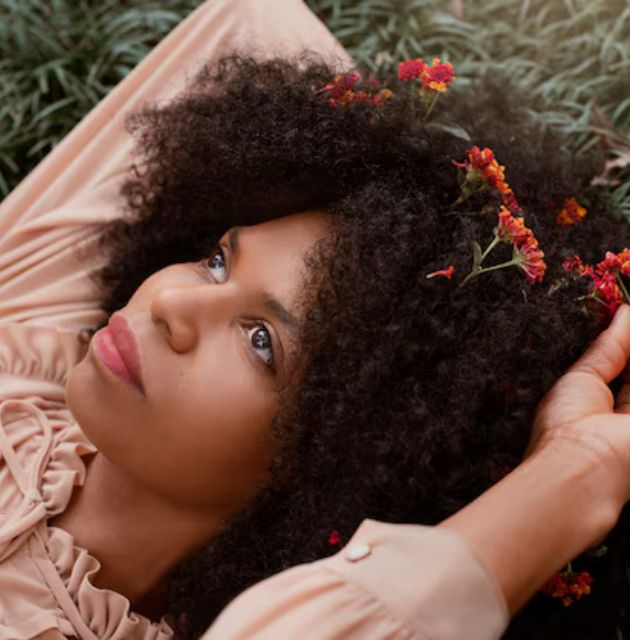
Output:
[227, 226, 301, 336]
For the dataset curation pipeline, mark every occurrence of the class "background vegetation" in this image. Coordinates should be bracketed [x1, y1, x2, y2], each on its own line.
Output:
[1, 0, 628, 215]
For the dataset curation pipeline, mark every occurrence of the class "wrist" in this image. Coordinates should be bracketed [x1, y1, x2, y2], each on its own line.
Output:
[439, 440, 620, 616]
[534, 433, 624, 539]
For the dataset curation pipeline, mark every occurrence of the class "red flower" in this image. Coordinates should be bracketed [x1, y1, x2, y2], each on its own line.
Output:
[328, 530, 342, 546]
[594, 271, 624, 317]
[452, 146, 521, 213]
[515, 240, 547, 284]
[317, 73, 359, 96]
[563, 254, 584, 274]
[596, 251, 621, 274]
[542, 569, 593, 607]
[563, 254, 595, 279]
[426, 265, 455, 280]
[495, 207, 546, 283]
[398, 58, 455, 93]
[317, 73, 392, 107]
[496, 205, 529, 244]
[398, 58, 427, 82]
[563, 250, 630, 318]
[420, 58, 455, 93]
[317, 73, 393, 109]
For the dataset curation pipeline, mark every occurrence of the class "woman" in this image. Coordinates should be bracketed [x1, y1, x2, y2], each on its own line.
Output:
[1, 1, 629, 640]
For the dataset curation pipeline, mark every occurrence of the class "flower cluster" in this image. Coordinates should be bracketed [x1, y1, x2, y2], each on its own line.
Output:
[398, 57, 455, 119]
[495, 206, 546, 283]
[449, 205, 547, 289]
[317, 72, 393, 109]
[555, 196, 588, 227]
[317, 57, 455, 121]
[398, 57, 455, 93]
[541, 567, 593, 607]
[563, 249, 630, 318]
[452, 146, 521, 213]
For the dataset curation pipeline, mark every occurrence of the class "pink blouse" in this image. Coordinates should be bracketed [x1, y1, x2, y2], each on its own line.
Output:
[0, 0, 509, 638]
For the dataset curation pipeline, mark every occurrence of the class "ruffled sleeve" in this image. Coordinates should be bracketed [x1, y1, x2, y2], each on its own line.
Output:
[201, 519, 510, 640]
[0, 323, 91, 400]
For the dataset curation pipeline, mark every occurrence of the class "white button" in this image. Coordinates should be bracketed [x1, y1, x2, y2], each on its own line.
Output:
[344, 543, 371, 562]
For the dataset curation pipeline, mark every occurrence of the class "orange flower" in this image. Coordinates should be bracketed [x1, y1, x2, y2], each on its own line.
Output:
[496, 205, 529, 244]
[618, 248, 630, 276]
[317, 73, 392, 109]
[542, 569, 593, 607]
[426, 265, 455, 280]
[420, 58, 455, 93]
[555, 197, 587, 227]
[515, 240, 547, 284]
[495, 206, 546, 283]
[452, 146, 521, 213]
[457, 206, 546, 289]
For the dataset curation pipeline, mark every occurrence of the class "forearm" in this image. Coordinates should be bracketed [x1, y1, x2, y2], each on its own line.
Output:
[438, 442, 621, 616]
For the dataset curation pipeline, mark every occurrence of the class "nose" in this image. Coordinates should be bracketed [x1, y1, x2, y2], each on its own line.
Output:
[150, 281, 236, 354]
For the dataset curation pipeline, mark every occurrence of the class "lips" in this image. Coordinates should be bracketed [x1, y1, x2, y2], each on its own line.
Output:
[107, 312, 146, 397]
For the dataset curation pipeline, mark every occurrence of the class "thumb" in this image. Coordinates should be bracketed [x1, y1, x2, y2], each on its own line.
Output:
[568, 304, 630, 388]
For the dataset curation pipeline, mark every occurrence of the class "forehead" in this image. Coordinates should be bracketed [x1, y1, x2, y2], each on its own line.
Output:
[226, 211, 330, 303]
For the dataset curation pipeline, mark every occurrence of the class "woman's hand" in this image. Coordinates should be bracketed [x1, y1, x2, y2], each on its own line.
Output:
[524, 303, 630, 510]
[440, 304, 630, 615]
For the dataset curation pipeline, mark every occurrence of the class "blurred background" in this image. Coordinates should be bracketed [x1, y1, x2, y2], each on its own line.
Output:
[1, 0, 628, 215]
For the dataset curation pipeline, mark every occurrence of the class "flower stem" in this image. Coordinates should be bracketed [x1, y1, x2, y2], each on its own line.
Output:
[477, 257, 520, 274]
[456, 257, 520, 292]
[617, 273, 630, 304]
[480, 235, 501, 263]
[423, 93, 439, 120]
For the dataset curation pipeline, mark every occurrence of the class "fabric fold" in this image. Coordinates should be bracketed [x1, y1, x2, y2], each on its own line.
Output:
[0, 323, 91, 399]
[45, 526, 174, 640]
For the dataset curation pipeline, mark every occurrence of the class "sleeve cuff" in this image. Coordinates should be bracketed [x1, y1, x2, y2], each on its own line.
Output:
[323, 518, 510, 640]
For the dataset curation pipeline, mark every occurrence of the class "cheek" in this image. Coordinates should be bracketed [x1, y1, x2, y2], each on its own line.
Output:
[65, 322, 281, 511]
[153, 371, 280, 508]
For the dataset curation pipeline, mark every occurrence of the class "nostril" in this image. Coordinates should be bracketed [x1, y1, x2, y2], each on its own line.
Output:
[154, 317, 172, 340]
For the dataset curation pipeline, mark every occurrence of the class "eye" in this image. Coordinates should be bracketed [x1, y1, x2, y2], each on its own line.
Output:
[245, 323, 276, 373]
[202, 242, 278, 374]
[205, 245, 228, 283]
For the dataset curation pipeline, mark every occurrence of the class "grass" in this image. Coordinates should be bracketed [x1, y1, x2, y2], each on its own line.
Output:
[1, 0, 629, 216]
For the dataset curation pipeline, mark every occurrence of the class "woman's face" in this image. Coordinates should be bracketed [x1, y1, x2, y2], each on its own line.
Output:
[66, 210, 330, 511]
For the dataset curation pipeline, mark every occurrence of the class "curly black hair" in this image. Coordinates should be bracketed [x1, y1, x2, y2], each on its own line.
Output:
[88, 52, 630, 639]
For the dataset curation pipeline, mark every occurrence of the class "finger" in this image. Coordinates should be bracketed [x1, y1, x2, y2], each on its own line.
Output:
[569, 304, 630, 385]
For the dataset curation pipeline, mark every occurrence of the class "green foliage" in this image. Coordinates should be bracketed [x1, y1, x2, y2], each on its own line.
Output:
[0, 0, 199, 196]
[1, 0, 629, 217]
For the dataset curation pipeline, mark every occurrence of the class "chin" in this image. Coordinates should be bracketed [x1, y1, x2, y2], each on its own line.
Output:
[64, 362, 106, 448]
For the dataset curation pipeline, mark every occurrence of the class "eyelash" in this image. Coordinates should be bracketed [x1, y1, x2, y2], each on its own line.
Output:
[203, 244, 277, 374]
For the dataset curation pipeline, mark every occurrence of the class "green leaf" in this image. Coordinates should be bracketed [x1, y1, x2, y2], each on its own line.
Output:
[473, 241, 483, 268]
[426, 121, 471, 142]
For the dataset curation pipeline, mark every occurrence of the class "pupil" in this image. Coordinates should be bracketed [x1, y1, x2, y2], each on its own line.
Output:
[210, 250, 224, 268]
[252, 327, 270, 349]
